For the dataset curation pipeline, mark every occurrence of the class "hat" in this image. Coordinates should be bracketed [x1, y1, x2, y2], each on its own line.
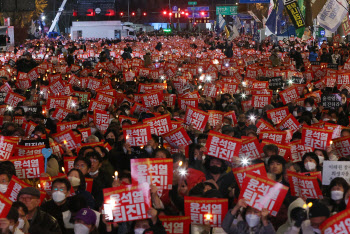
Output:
[17, 187, 40, 199]
[222, 125, 235, 134]
[75, 208, 96, 225]
[309, 202, 330, 218]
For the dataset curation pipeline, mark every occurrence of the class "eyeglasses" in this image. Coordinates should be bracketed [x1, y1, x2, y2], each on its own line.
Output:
[52, 187, 66, 192]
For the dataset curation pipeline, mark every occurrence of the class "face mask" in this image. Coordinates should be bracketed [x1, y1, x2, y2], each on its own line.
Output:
[323, 118, 330, 122]
[18, 218, 24, 230]
[293, 111, 298, 117]
[312, 228, 321, 234]
[331, 190, 344, 201]
[200, 143, 206, 147]
[222, 103, 227, 108]
[52, 191, 66, 203]
[68, 176, 81, 187]
[134, 228, 145, 234]
[9, 225, 14, 232]
[89, 170, 99, 176]
[246, 214, 260, 227]
[0, 184, 8, 193]
[304, 162, 316, 171]
[305, 106, 312, 112]
[345, 199, 349, 205]
[125, 110, 130, 115]
[90, 127, 98, 134]
[105, 138, 115, 146]
[209, 165, 221, 174]
[317, 156, 324, 165]
[329, 155, 338, 161]
[145, 146, 153, 154]
[74, 223, 90, 234]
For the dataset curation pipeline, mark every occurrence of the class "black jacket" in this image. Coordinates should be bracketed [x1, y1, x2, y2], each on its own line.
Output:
[40, 198, 71, 234]
[29, 208, 62, 234]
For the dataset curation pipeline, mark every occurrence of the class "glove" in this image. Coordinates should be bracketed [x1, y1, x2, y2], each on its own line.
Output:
[290, 207, 307, 228]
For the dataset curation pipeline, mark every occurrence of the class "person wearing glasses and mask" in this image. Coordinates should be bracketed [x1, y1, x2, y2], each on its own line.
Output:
[17, 187, 61, 233]
[41, 178, 72, 233]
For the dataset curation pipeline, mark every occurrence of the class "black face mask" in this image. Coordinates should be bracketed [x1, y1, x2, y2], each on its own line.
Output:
[209, 166, 221, 174]
[105, 138, 115, 146]
[238, 121, 246, 127]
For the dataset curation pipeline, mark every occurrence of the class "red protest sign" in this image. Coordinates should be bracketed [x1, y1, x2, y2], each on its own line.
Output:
[4, 175, 30, 202]
[130, 158, 173, 190]
[208, 110, 224, 128]
[64, 156, 76, 174]
[52, 129, 80, 151]
[95, 92, 116, 106]
[10, 155, 45, 179]
[289, 140, 313, 162]
[103, 183, 151, 223]
[49, 79, 66, 95]
[232, 163, 267, 189]
[178, 97, 198, 110]
[261, 140, 291, 159]
[143, 114, 171, 136]
[184, 106, 209, 132]
[287, 171, 323, 199]
[0, 193, 12, 218]
[78, 128, 92, 143]
[276, 113, 301, 133]
[266, 106, 289, 125]
[85, 178, 93, 193]
[224, 111, 237, 125]
[15, 144, 45, 157]
[252, 94, 272, 108]
[46, 96, 70, 109]
[256, 119, 275, 135]
[320, 209, 350, 233]
[141, 91, 164, 107]
[163, 127, 192, 149]
[333, 136, 350, 158]
[205, 130, 242, 162]
[279, 86, 300, 104]
[93, 110, 110, 133]
[56, 120, 81, 132]
[123, 124, 151, 147]
[88, 100, 109, 111]
[239, 173, 289, 216]
[238, 136, 263, 160]
[159, 216, 190, 234]
[302, 126, 333, 150]
[184, 196, 228, 227]
[260, 130, 288, 144]
[5, 92, 25, 107]
[0, 137, 17, 161]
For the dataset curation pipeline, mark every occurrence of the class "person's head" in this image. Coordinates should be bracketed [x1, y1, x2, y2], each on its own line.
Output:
[308, 202, 330, 231]
[74, 156, 91, 175]
[104, 129, 118, 146]
[17, 187, 41, 213]
[313, 149, 328, 165]
[263, 144, 279, 158]
[0, 207, 19, 233]
[134, 219, 151, 234]
[153, 148, 171, 159]
[242, 206, 262, 228]
[85, 151, 103, 175]
[67, 168, 86, 191]
[0, 172, 11, 193]
[78, 146, 95, 158]
[12, 201, 28, 232]
[94, 145, 108, 159]
[147, 135, 159, 149]
[341, 128, 350, 137]
[86, 135, 99, 143]
[51, 178, 71, 205]
[221, 125, 235, 137]
[302, 152, 319, 172]
[204, 156, 227, 175]
[197, 134, 208, 146]
[267, 155, 286, 181]
[329, 177, 349, 202]
[74, 208, 97, 234]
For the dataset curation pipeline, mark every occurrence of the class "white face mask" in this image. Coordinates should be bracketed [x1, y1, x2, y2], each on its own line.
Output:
[331, 190, 344, 201]
[68, 176, 81, 187]
[317, 156, 324, 165]
[323, 118, 330, 122]
[305, 106, 312, 112]
[304, 162, 316, 171]
[222, 103, 227, 108]
[293, 111, 298, 117]
[145, 146, 153, 154]
[74, 223, 90, 234]
[18, 218, 25, 230]
[245, 214, 260, 227]
[312, 228, 321, 234]
[9, 225, 14, 232]
[0, 184, 8, 193]
[125, 110, 130, 115]
[134, 228, 146, 234]
[329, 155, 338, 161]
[89, 170, 99, 176]
[52, 191, 66, 203]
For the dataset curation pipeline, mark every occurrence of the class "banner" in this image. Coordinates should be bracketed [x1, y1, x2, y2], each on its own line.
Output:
[260, 130, 288, 144]
[321, 94, 342, 109]
[267, 106, 289, 125]
[131, 158, 173, 190]
[57, 120, 81, 133]
[50, 107, 71, 121]
[256, 119, 275, 135]
[205, 130, 242, 162]
[322, 161, 350, 185]
[252, 95, 272, 108]
[143, 114, 171, 136]
[184, 106, 209, 132]
[232, 163, 267, 188]
[163, 127, 192, 149]
[123, 124, 151, 147]
[279, 86, 300, 104]
[317, 0, 348, 32]
[15, 144, 45, 157]
[184, 197, 228, 227]
[284, 0, 306, 29]
[4, 175, 30, 202]
[320, 209, 350, 233]
[333, 136, 350, 158]
[53, 129, 80, 151]
[302, 126, 333, 150]
[103, 183, 151, 223]
[289, 140, 313, 162]
[238, 136, 263, 160]
[159, 216, 191, 234]
[0, 137, 17, 161]
[178, 98, 198, 110]
[342, 14, 350, 36]
[287, 171, 323, 199]
[5, 92, 26, 107]
[276, 113, 301, 133]
[141, 91, 164, 108]
[93, 110, 109, 133]
[10, 155, 45, 179]
[0, 193, 12, 218]
[239, 174, 289, 216]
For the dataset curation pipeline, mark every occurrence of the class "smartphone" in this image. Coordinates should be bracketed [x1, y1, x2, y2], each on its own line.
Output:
[103, 204, 113, 222]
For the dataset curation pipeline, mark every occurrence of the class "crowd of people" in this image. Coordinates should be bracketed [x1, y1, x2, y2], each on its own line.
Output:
[0, 31, 348, 234]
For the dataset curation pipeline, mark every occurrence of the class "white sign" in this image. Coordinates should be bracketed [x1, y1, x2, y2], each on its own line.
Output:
[322, 161, 350, 185]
